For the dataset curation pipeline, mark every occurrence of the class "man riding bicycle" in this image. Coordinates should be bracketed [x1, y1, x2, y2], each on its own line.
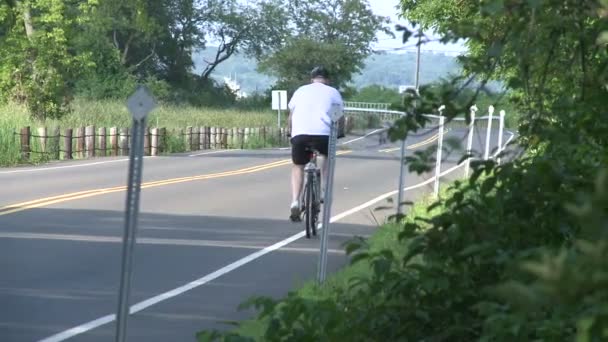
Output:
[287, 66, 344, 221]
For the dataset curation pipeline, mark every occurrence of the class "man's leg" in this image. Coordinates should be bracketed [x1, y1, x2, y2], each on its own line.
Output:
[289, 135, 307, 221]
[318, 155, 328, 196]
[291, 164, 304, 203]
[317, 135, 330, 200]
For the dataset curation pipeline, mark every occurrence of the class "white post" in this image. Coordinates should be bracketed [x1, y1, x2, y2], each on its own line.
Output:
[483, 105, 494, 160]
[465, 105, 477, 178]
[433, 114, 445, 198]
[497, 110, 505, 164]
[396, 137, 407, 216]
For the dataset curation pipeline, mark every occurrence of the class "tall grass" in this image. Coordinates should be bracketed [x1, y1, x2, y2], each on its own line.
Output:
[0, 99, 283, 166]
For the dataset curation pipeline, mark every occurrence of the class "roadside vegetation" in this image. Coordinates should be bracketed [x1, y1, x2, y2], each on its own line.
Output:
[196, 0, 608, 341]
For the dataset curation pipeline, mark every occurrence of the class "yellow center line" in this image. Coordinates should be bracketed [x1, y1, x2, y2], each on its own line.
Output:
[378, 128, 451, 153]
[0, 150, 352, 217]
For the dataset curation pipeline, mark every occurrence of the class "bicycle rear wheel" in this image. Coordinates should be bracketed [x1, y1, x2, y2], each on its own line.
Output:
[304, 172, 315, 238]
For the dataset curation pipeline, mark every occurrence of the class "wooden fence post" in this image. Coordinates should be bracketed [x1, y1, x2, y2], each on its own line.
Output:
[244, 128, 250, 146]
[20, 126, 30, 160]
[37, 127, 47, 154]
[110, 127, 118, 156]
[52, 127, 60, 160]
[237, 128, 243, 149]
[198, 126, 207, 150]
[192, 127, 200, 151]
[151, 128, 159, 156]
[85, 125, 95, 157]
[185, 126, 193, 151]
[159, 127, 166, 153]
[119, 127, 129, 156]
[209, 127, 215, 149]
[99, 127, 107, 157]
[144, 126, 150, 156]
[75, 127, 84, 158]
[64, 128, 73, 160]
[229, 128, 235, 148]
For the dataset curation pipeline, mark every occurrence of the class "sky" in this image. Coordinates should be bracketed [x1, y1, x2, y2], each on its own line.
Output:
[368, 0, 467, 55]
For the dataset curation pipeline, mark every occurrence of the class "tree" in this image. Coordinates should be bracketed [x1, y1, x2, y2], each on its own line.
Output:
[0, 0, 95, 119]
[252, 0, 392, 91]
[257, 38, 356, 91]
[399, 0, 608, 147]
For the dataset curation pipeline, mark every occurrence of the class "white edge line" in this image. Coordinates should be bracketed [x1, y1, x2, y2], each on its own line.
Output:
[0, 158, 135, 174]
[491, 131, 516, 158]
[38, 133, 514, 342]
[0, 148, 239, 174]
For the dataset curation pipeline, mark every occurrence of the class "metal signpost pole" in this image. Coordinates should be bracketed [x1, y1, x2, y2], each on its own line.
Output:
[277, 90, 281, 128]
[397, 37, 422, 216]
[115, 85, 156, 342]
[317, 104, 342, 284]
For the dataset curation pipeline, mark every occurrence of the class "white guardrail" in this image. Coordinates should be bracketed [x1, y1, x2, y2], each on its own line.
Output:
[343, 104, 515, 205]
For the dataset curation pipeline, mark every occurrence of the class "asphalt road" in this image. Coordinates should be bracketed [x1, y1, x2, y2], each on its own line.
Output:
[0, 126, 513, 342]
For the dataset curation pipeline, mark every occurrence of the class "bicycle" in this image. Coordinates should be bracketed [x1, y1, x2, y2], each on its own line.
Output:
[298, 146, 322, 238]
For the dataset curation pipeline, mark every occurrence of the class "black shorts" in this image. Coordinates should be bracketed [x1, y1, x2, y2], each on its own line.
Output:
[290, 135, 329, 165]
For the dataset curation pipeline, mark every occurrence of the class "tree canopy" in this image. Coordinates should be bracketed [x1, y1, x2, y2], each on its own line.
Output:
[0, 0, 391, 119]
[254, 0, 393, 93]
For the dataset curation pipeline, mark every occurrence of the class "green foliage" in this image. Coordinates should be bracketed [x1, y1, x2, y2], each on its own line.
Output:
[258, 38, 357, 93]
[347, 85, 402, 105]
[253, 0, 392, 92]
[0, 0, 96, 120]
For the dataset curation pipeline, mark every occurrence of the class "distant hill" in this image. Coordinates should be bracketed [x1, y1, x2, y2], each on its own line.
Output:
[192, 47, 463, 94]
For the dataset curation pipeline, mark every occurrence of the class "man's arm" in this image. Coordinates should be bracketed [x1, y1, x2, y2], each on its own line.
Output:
[288, 109, 293, 135]
[287, 90, 298, 136]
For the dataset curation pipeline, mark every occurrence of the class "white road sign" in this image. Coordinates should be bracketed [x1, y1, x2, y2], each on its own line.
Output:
[271, 90, 287, 110]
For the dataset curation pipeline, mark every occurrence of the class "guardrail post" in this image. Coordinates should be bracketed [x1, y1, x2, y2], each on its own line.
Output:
[433, 115, 445, 197]
[465, 105, 477, 178]
[484, 105, 494, 160]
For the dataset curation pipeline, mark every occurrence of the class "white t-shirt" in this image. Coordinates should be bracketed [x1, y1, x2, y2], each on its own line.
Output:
[288, 82, 344, 137]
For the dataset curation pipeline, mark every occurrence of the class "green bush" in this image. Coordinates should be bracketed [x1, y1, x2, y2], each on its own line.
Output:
[348, 84, 402, 106]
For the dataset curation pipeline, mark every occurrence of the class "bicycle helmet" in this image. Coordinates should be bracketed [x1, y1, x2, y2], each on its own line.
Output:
[310, 66, 330, 79]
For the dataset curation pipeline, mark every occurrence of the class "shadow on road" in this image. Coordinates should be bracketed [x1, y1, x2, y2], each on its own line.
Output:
[0, 207, 375, 342]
